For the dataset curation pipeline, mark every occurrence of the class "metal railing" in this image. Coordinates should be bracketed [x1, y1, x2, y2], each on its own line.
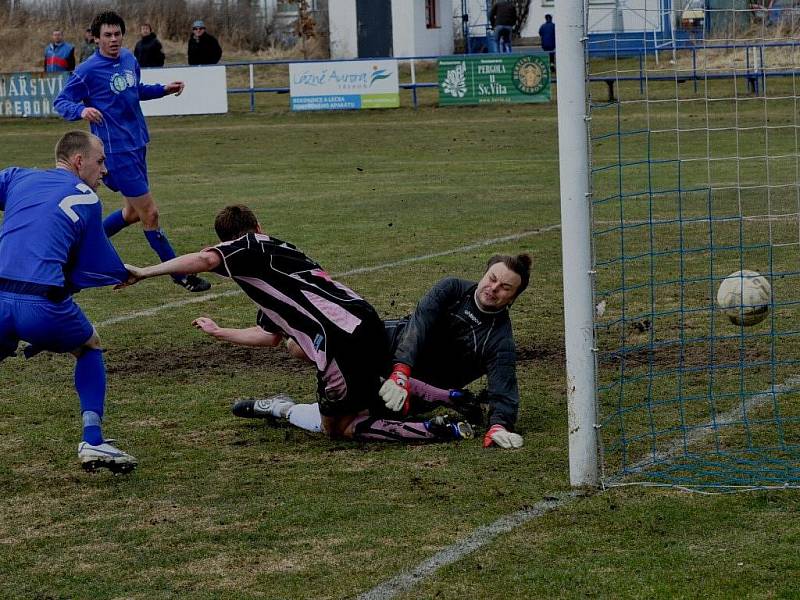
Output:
[219, 42, 800, 111]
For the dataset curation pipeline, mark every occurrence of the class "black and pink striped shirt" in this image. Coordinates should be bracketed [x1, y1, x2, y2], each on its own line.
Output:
[210, 233, 379, 373]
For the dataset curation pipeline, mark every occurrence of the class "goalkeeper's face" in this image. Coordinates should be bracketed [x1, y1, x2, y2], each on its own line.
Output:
[476, 263, 521, 311]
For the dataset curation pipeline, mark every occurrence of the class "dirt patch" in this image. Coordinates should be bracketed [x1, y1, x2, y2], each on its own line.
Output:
[105, 341, 305, 377]
[516, 343, 566, 365]
[598, 337, 771, 370]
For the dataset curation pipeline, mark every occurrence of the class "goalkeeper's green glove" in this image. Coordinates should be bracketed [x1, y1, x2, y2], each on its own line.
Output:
[483, 424, 524, 449]
[379, 363, 411, 413]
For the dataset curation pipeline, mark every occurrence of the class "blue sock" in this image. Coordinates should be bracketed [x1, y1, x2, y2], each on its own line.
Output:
[143, 229, 182, 282]
[103, 209, 129, 238]
[75, 348, 105, 445]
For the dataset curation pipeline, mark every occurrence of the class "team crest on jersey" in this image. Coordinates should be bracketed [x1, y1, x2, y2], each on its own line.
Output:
[109, 70, 136, 94]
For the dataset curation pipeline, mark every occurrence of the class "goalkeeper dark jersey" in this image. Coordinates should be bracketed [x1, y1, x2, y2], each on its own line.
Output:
[210, 233, 388, 415]
[390, 277, 520, 430]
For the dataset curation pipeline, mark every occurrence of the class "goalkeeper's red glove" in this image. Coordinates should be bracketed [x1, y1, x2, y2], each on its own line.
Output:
[483, 424, 524, 449]
[379, 363, 411, 413]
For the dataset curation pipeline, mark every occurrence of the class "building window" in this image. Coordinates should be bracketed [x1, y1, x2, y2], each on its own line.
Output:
[426, 0, 439, 28]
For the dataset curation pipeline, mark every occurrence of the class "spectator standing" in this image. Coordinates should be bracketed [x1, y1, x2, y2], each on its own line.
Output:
[134, 23, 165, 68]
[539, 14, 556, 72]
[489, 0, 517, 54]
[44, 29, 75, 72]
[187, 20, 222, 65]
[79, 28, 96, 63]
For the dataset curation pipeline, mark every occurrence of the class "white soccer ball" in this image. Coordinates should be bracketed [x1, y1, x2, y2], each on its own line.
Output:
[716, 270, 771, 326]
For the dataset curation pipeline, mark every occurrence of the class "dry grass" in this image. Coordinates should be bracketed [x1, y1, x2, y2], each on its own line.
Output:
[0, 8, 328, 73]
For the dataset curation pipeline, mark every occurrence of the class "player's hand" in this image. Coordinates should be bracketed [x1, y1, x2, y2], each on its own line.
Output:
[379, 363, 411, 413]
[80, 107, 103, 123]
[165, 81, 185, 96]
[114, 264, 146, 289]
[483, 424, 524, 449]
[192, 317, 220, 336]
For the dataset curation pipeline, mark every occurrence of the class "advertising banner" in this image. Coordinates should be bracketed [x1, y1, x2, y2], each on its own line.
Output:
[438, 54, 551, 106]
[140, 66, 227, 116]
[289, 60, 400, 111]
[0, 72, 69, 117]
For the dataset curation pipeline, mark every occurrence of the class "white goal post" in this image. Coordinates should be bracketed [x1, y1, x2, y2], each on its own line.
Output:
[555, 0, 600, 487]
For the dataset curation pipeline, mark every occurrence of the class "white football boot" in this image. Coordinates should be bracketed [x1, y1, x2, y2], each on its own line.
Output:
[78, 441, 138, 474]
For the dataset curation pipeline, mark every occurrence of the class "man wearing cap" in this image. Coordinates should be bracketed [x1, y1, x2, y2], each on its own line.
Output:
[79, 28, 96, 63]
[187, 20, 222, 65]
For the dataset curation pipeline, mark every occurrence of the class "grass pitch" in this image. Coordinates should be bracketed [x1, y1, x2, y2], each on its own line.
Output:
[1, 87, 799, 598]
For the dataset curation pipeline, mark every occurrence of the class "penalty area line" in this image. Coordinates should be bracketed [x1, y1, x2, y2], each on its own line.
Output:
[357, 492, 579, 600]
[96, 225, 560, 329]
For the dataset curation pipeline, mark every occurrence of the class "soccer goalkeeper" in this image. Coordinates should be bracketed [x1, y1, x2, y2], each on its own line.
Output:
[120, 204, 473, 444]
[231, 255, 530, 449]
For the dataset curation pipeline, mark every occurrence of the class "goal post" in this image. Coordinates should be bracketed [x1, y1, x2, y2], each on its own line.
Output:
[561, 0, 800, 488]
[556, 0, 600, 487]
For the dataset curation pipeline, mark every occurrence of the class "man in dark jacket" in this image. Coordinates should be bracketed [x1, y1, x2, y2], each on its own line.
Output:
[187, 20, 222, 65]
[134, 24, 165, 68]
[539, 14, 556, 72]
[380, 254, 531, 448]
[489, 0, 517, 53]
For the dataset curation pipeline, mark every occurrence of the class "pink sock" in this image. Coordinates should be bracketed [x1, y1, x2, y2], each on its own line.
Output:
[408, 378, 453, 411]
[350, 415, 435, 442]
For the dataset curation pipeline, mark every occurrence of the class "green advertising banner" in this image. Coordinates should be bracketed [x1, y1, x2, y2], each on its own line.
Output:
[438, 54, 551, 106]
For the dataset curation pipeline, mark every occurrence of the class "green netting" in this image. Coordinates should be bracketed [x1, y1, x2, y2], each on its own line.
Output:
[588, 3, 800, 487]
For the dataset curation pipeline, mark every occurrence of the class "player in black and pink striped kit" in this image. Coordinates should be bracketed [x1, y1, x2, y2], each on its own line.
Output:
[121, 204, 472, 443]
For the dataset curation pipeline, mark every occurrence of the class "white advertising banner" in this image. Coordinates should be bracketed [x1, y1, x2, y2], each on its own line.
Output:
[289, 59, 400, 111]
[140, 65, 227, 116]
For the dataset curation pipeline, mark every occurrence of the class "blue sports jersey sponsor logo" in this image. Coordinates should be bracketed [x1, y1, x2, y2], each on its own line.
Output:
[109, 70, 135, 94]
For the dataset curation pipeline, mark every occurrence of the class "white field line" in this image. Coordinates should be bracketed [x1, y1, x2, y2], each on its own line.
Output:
[95, 226, 561, 329]
[359, 376, 800, 600]
[357, 493, 578, 600]
[606, 375, 800, 482]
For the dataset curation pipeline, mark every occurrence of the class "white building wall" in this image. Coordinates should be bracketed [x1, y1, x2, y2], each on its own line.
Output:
[390, 2, 417, 57]
[329, 0, 453, 59]
[328, 0, 358, 59]
[392, 0, 454, 56]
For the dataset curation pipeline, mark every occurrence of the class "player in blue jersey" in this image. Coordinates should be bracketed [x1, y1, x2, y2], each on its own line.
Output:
[0, 131, 137, 473]
[54, 10, 211, 293]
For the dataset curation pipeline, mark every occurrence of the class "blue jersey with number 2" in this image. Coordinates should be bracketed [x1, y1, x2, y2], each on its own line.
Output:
[0, 167, 127, 289]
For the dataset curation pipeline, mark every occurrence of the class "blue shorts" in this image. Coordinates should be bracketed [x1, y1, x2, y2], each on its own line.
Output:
[0, 291, 94, 360]
[103, 147, 149, 198]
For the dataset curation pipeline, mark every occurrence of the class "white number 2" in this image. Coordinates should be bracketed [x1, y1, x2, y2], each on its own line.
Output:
[59, 183, 98, 223]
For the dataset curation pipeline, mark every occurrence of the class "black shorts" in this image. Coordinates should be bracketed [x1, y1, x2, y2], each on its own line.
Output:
[316, 312, 391, 417]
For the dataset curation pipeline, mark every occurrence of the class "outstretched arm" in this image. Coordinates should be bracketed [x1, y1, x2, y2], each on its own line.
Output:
[119, 250, 221, 287]
[192, 317, 283, 347]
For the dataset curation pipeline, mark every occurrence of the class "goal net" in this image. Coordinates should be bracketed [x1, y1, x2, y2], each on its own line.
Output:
[581, 0, 800, 487]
